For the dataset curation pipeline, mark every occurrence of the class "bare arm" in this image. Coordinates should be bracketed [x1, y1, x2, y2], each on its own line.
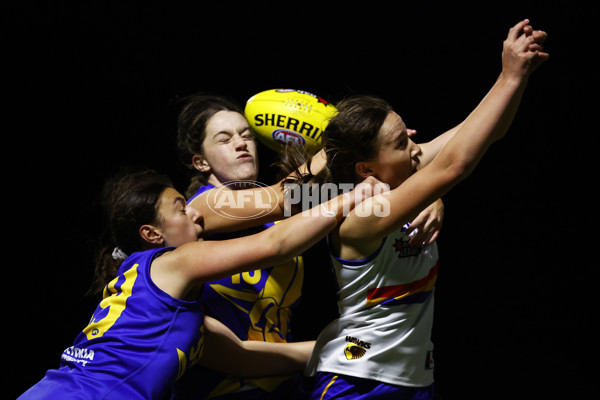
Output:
[198, 316, 314, 377]
[189, 149, 329, 236]
[188, 182, 286, 235]
[184, 179, 372, 282]
[153, 177, 380, 299]
[339, 20, 548, 257]
[417, 24, 547, 169]
[417, 124, 463, 167]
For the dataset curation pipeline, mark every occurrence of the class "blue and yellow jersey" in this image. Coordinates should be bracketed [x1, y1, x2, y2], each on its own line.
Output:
[174, 185, 305, 399]
[19, 248, 206, 400]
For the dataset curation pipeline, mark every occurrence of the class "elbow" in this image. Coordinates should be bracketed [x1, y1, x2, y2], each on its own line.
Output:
[446, 160, 470, 182]
[432, 156, 469, 187]
[431, 149, 471, 184]
[435, 158, 477, 192]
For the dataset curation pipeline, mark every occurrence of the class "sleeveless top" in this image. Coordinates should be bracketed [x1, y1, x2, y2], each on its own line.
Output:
[305, 226, 439, 387]
[19, 248, 206, 400]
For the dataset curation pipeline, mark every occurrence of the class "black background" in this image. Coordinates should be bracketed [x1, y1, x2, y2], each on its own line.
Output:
[6, 1, 598, 399]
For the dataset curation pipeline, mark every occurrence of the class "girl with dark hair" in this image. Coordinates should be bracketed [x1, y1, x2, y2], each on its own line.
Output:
[172, 93, 445, 399]
[18, 168, 380, 400]
[176, 93, 256, 199]
[288, 20, 548, 399]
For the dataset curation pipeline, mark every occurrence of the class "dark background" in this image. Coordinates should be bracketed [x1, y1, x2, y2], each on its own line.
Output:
[6, 1, 598, 399]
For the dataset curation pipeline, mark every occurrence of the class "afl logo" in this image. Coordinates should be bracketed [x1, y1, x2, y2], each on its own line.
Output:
[205, 180, 279, 221]
[272, 129, 306, 147]
[344, 343, 367, 360]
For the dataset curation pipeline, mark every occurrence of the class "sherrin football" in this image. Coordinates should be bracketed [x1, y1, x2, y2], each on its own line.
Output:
[244, 89, 338, 153]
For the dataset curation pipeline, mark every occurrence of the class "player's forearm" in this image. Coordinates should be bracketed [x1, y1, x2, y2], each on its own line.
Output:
[417, 123, 462, 168]
[238, 340, 316, 377]
[197, 150, 328, 235]
[432, 74, 527, 179]
[192, 185, 285, 235]
[199, 316, 314, 377]
[260, 193, 348, 266]
[471, 73, 528, 144]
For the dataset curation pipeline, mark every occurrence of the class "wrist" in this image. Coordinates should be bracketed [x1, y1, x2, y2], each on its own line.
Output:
[497, 71, 528, 89]
[322, 195, 349, 222]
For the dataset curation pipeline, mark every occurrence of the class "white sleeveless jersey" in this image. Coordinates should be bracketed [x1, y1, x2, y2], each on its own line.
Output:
[305, 226, 439, 387]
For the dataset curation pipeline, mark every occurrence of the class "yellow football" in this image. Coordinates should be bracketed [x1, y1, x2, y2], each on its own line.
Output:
[244, 89, 338, 153]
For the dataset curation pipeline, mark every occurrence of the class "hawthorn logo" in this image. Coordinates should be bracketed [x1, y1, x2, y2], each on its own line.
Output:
[205, 181, 279, 220]
[344, 335, 371, 360]
[344, 344, 367, 360]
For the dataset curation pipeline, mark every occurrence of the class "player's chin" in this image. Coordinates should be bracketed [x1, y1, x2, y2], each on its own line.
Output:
[236, 163, 258, 179]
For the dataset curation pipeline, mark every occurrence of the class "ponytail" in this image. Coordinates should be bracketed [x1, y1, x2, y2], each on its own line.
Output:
[89, 242, 122, 296]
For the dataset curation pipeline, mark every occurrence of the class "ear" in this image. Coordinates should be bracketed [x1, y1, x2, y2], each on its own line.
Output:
[192, 154, 211, 173]
[355, 161, 375, 179]
[139, 224, 165, 246]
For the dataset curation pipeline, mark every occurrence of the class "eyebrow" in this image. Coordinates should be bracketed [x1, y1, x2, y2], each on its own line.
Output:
[212, 126, 251, 138]
[173, 197, 187, 208]
[387, 127, 406, 144]
[212, 130, 232, 139]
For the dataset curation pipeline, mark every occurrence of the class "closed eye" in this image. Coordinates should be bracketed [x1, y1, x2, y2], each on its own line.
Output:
[240, 128, 254, 140]
[396, 134, 408, 149]
[174, 197, 188, 213]
[214, 132, 232, 143]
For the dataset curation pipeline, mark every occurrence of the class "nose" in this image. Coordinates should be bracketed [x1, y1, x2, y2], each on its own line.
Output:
[410, 139, 422, 159]
[232, 133, 248, 151]
[186, 205, 202, 224]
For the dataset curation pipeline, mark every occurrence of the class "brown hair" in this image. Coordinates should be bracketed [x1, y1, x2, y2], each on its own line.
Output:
[89, 168, 173, 295]
[279, 95, 393, 193]
[176, 93, 244, 198]
[323, 95, 393, 184]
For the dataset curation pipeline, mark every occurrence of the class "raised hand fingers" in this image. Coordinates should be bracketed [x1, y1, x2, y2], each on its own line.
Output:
[525, 26, 548, 51]
[531, 29, 547, 43]
[528, 43, 545, 52]
[524, 26, 550, 63]
[503, 19, 550, 76]
[507, 19, 531, 42]
[514, 27, 538, 52]
[507, 19, 547, 52]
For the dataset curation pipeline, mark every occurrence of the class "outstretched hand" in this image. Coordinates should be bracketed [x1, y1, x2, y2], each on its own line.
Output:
[502, 19, 549, 79]
[405, 198, 444, 248]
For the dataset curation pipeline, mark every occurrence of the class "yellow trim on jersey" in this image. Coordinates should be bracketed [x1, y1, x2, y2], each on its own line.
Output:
[320, 375, 338, 400]
[83, 264, 139, 340]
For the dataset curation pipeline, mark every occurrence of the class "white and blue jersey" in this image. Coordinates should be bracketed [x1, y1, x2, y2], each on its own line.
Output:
[306, 226, 439, 390]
